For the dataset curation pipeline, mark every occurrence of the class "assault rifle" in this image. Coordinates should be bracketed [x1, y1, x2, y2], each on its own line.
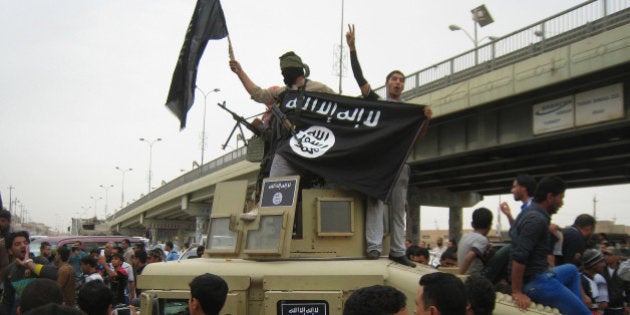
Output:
[217, 101, 262, 150]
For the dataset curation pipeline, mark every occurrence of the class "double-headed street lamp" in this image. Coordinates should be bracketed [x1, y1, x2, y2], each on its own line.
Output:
[89, 196, 102, 219]
[449, 4, 495, 64]
[195, 87, 220, 166]
[99, 184, 114, 218]
[115, 166, 132, 208]
[139, 138, 162, 194]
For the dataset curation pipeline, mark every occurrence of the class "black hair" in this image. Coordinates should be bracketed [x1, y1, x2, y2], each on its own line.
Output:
[81, 255, 98, 268]
[406, 245, 429, 260]
[19, 278, 63, 313]
[113, 246, 124, 255]
[40, 241, 51, 251]
[134, 250, 147, 264]
[385, 70, 405, 83]
[472, 207, 493, 230]
[533, 176, 566, 203]
[515, 174, 536, 197]
[6, 230, 29, 250]
[574, 214, 596, 229]
[122, 239, 130, 245]
[78, 280, 113, 315]
[464, 275, 496, 315]
[56, 245, 70, 262]
[24, 303, 85, 315]
[281, 67, 304, 86]
[343, 285, 406, 315]
[0, 209, 11, 220]
[189, 273, 228, 315]
[440, 247, 458, 262]
[196, 246, 205, 258]
[165, 241, 174, 250]
[418, 273, 467, 315]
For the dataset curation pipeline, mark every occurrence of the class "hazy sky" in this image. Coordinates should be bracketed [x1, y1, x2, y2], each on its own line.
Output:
[2, 0, 627, 233]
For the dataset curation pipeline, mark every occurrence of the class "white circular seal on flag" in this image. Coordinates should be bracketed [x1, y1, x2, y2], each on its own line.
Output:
[272, 192, 283, 205]
[290, 126, 335, 158]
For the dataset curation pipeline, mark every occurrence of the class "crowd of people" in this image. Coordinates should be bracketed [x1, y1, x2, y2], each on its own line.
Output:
[0, 208, 216, 315]
[398, 174, 630, 314]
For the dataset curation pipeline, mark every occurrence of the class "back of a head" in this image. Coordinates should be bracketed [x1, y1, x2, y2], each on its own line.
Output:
[135, 250, 148, 264]
[57, 245, 70, 262]
[471, 207, 493, 230]
[406, 245, 429, 260]
[574, 213, 596, 229]
[78, 280, 113, 315]
[0, 209, 11, 221]
[19, 278, 63, 314]
[189, 273, 228, 315]
[533, 176, 566, 203]
[24, 303, 85, 315]
[419, 272, 467, 314]
[81, 255, 98, 268]
[515, 174, 536, 197]
[464, 275, 496, 315]
[343, 285, 406, 315]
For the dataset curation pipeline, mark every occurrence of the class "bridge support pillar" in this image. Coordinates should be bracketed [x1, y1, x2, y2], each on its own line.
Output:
[449, 206, 463, 246]
[195, 216, 207, 244]
[151, 228, 158, 245]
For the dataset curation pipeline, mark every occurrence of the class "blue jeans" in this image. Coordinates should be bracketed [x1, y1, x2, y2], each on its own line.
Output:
[523, 264, 590, 315]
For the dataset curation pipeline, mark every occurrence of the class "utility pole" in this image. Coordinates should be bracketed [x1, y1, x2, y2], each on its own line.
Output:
[593, 194, 598, 220]
[7, 185, 14, 212]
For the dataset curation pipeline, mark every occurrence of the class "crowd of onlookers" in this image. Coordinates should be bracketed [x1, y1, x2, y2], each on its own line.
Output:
[398, 174, 630, 314]
[0, 206, 212, 315]
[3, 174, 630, 314]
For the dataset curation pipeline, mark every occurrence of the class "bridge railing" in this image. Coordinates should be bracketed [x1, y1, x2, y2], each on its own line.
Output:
[108, 146, 248, 221]
[375, 0, 630, 99]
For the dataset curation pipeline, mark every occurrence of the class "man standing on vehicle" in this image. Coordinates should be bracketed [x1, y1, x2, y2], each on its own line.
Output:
[229, 51, 336, 179]
[346, 24, 431, 267]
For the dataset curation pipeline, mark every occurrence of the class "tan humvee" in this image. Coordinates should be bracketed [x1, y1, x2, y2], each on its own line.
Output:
[137, 178, 559, 314]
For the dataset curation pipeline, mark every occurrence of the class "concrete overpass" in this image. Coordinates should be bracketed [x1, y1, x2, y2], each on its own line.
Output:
[108, 0, 630, 243]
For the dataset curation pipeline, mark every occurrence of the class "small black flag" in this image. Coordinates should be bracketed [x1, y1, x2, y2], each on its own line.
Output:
[166, 0, 228, 129]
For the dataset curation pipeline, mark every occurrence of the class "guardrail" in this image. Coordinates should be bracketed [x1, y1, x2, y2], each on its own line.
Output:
[108, 0, 630, 224]
[108, 146, 248, 221]
[374, 0, 630, 99]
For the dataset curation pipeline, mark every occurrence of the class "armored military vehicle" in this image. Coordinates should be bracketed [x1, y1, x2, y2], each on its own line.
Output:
[137, 177, 558, 315]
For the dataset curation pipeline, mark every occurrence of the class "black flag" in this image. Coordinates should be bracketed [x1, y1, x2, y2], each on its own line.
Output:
[275, 92, 427, 201]
[165, 0, 228, 129]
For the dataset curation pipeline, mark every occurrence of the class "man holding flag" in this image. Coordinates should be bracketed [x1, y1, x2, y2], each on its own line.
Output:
[346, 24, 431, 267]
[229, 52, 336, 178]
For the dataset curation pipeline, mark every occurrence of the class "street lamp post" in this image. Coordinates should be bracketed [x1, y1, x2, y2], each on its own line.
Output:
[139, 138, 162, 193]
[115, 166, 133, 208]
[89, 196, 102, 219]
[449, 4, 494, 65]
[99, 184, 114, 218]
[195, 87, 220, 166]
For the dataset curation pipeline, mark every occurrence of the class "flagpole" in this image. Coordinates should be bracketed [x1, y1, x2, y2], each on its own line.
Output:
[228, 36, 235, 61]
